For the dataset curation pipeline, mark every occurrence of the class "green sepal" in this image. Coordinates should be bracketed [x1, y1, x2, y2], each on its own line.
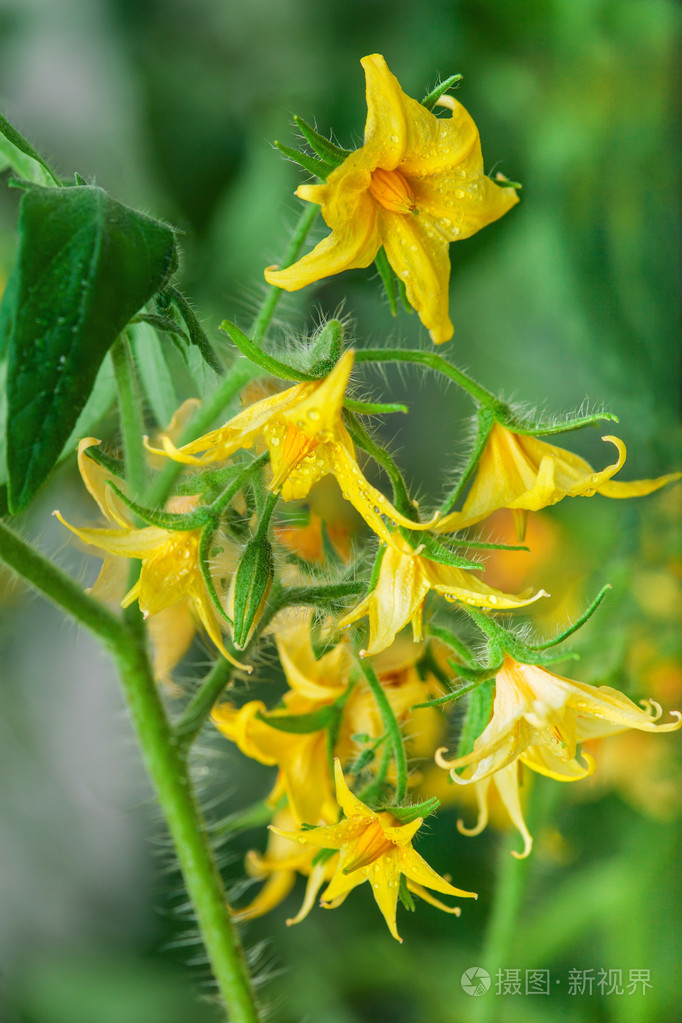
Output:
[420, 74, 463, 111]
[198, 523, 232, 624]
[412, 679, 482, 710]
[380, 797, 440, 823]
[220, 319, 316, 382]
[368, 544, 387, 594]
[311, 847, 338, 867]
[163, 284, 224, 375]
[424, 623, 476, 665]
[0, 112, 61, 187]
[83, 445, 126, 479]
[398, 875, 416, 912]
[320, 519, 344, 571]
[104, 479, 212, 531]
[274, 140, 334, 181]
[307, 319, 344, 376]
[5, 182, 177, 511]
[256, 705, 335, 734]
[449, 655, 504, 683]
[409, 534, 483, 571]
[502, 408, 620, 437]
[292, 115, 350, 168]
[344, 398, 408, 416]
[455, 679, 494, 765]
[397, 276, 413, 314]
[491, 173, 522, 190]
[440, 407, 495, 516]
[533, 585, 611, 649]
[133, 312, 190, 343]
[277, 580, 365, 614]
[374, 247, 398, 317]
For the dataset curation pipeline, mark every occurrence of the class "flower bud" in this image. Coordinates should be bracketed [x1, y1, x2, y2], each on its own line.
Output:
[229, 537, 274, 649]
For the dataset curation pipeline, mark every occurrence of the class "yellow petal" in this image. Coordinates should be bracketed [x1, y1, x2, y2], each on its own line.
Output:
[233, 869, 297, 922]
[400, 845, 478, 900]
[379, 208, 454, 344]
[406, 881, 462, 915]
[491, 763, 533, 859]
[53, 512, 170, 559]
[264, 176, 380, 291]
[597, 470, 681, 499]
[287, 861, 334, 926]
[367, 853, 402, 942]
[77, 438, 132, 527]
[333, 758, 372, 819]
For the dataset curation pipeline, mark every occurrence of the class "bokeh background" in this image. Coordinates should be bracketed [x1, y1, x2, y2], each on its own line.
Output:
[1, 1, 680, 1021]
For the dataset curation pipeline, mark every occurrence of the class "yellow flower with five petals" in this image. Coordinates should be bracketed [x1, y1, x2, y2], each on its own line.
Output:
[436, 656, 682, 787]
[272, 760, 477, 942]
[151, 349, 435, 547]
[54, 439, 246, 671]
[338, 532, 546, 657]
[436, 424, 680, 538]
[264, 54, 519, 343]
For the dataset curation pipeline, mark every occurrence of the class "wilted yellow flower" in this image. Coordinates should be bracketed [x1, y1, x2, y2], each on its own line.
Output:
[54, 439, 246, 672]
[339, 532, 546, 656]
[436, 656, 682, 785]
[272, 760, 476, 941]
[436, 425, 681, 538]
[265, 54, 518, 343]
[150, 350, 434, 547]
[233, 806, 338, 925]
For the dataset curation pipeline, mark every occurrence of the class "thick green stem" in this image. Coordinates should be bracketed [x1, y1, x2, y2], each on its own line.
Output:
[112, 334, 147, 498]
[359, 661, 408, 803]
[0, 523, 261, 1022]
[251, 204, 318, 345]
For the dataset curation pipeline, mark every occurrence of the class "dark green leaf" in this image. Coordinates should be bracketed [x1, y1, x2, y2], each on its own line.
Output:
[6, 183, 177, 511]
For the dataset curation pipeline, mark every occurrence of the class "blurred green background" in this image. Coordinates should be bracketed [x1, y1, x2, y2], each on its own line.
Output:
[1, 1, 680, 1021]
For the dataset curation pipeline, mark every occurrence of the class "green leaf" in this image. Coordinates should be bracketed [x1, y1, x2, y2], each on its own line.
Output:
[0, 112, 61, 187]
[0, 259, 20, 359]
[5, 183, 178, 511]
[128, 320, 179, 428]
[0, 352, 117, 488]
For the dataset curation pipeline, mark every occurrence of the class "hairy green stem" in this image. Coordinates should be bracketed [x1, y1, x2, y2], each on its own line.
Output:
[354, 348, 504, 411]
[112, 334, 147, 498]
[359, 661, 408, 803]
[439, 407, 494, 516]
[250, 203, 318, 345]
[0, 522, 261, 1022]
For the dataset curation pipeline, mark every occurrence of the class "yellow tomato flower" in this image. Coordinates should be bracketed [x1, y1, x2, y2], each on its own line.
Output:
[436, 424, 681, 537]
[54, 439, 247, 672]
[151, 350, 434, 547]
[457, 762, 533, 860]
[211, 611, 355, 823]
[264, 54, 519, 343]
[436, 656, 682, 786]
[338, 532, 546, 657]
[272, 760, 476, 942]
[233, 806, 338, 925]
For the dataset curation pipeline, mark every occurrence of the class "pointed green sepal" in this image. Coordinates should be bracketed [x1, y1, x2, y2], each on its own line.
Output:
[414, 534, 484, 571]
[533, 584, 612, 650]
[198, 523, 233, 624]
[455, 679, 494, 765]
[420, 74, 463, 111]
[292, 115, 351, 168]
[381, 797, 440, 823]
[83, 445, 126, 479]
[308, 318, 344, 376]
[344, 398, 408, 416]
[274, 140, 334, 180]
[219, 318, 316, 382]
[256, 705, 334, 734]
[503, 408, 620, 437]
[104, 480, 212, 531]
[374, 247, 398, 316]
[162, 284, 224, 375]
